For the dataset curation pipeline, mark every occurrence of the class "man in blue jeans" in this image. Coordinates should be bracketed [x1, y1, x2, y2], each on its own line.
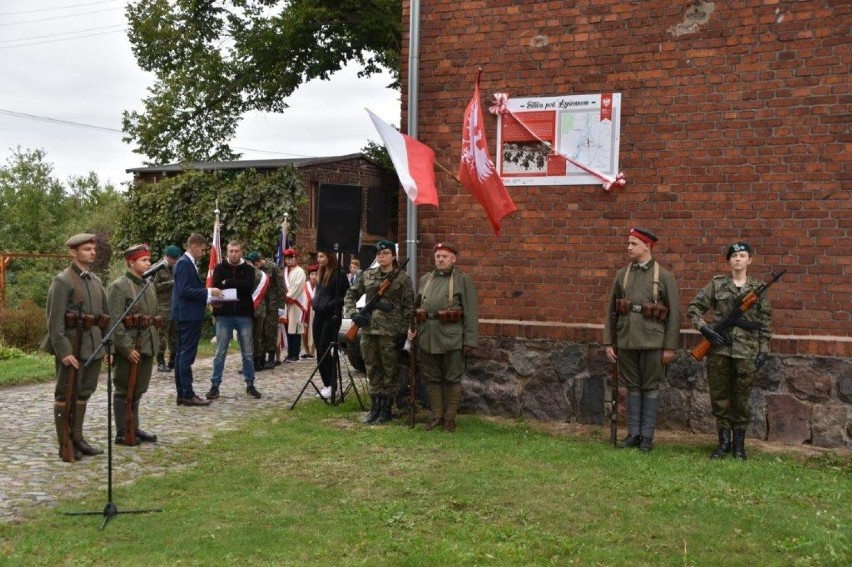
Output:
[206, 240, 262, 400]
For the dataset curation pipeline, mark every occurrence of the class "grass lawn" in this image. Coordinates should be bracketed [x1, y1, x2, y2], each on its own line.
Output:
[0, 398, 848, 566]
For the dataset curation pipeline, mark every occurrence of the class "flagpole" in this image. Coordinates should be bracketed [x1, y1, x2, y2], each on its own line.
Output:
[405, 0, 421, 283]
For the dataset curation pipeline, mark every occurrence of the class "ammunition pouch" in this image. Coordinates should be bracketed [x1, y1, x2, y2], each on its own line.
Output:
[640, 302, 669, 322]
[97, 314, 110, 330]
[615, 298, 631, 315]
[415, 308, 427, 323]
[65, 311, 96, 330]
[438, 309, 463, 323]
[152, 316, 163, 329]
[123, 314, 139, 329]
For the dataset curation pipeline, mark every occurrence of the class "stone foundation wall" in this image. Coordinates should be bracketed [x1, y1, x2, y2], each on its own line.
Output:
[462, 338, 852, 450]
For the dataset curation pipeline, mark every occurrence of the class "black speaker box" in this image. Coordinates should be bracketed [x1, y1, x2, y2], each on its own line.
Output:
[316, 184, 362, 254]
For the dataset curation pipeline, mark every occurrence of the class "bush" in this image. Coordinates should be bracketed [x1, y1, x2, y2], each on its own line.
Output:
[0, 299, 46, 351]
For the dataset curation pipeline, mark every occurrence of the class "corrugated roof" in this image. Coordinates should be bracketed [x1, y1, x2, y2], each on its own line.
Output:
[125, 152, 373, 174]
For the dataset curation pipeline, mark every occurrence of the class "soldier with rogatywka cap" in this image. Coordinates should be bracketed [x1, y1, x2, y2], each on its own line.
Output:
[603, 227, 681, 453]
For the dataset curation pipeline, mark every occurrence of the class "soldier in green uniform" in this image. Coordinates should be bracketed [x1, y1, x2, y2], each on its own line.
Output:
[408, 242, 479, 432]
[603, 228, 680, 452]
[687, 242, 772, 460]
[154, 245, 181, 372]
[344, 241, 414, 424]
[41, 233, 108, 461]
[250, 252, 284, 369]
[107, 244, 160, 445]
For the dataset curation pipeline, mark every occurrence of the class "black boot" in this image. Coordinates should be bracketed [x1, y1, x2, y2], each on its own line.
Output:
[374, 396, 393, 425]
[617, 391, 642, 448]
[133, 399, 158, 443]
[710, 428, 731, 459]
[263, 352, 276, 370]
[73, 400, 103, 456]
[732, 429, 748, 460]
[114, 395, 139, 446]
[363, 395, 381, 424]
[639, 392, 660, 453]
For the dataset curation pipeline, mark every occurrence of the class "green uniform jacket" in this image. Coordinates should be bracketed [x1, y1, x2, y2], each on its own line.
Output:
[686, 274, 772, 359]
[153, 264, 174, 313]
[603, 259, 681, 351]
[40, 263, 108, 360]
[344, 265, 414, 337]
[414, 267, 479, 354]
[107, 272, 160, 358]
[261, 260, 284, 316]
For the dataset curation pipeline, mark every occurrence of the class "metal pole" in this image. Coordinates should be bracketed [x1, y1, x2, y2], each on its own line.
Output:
[405, 0, 421, 283]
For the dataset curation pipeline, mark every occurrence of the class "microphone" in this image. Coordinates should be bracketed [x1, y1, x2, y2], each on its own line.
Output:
[142, 259, 168, 279]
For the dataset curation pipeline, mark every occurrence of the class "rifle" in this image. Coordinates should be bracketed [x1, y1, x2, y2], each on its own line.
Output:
[345, 258, 410, 343]
[407, 309, 418, 428]
[609, 313, 619, 447]
[61, 305, 85, 462]
[124, 314, 144, 446]
[691, 269, 785, 361]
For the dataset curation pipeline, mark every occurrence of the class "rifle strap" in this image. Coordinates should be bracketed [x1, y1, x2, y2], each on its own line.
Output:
[420, 270, 454, 307]
[65, 267, 84, 304]
[622, 262, 660, 303]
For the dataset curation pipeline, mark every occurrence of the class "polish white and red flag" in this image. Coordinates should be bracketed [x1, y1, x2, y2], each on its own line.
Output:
[366, 109, 439, 207]
[205, 219, 221, 288]
[458, 73, 517, 237]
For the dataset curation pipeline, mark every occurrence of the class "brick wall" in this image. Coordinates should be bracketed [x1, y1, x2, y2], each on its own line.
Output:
[400, 0, 850, 354]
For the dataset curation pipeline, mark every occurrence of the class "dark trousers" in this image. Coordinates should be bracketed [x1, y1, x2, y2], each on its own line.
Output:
[174, 320, 202, 399]
[312, 315, 341, 388]
[287, 333, 302, 359]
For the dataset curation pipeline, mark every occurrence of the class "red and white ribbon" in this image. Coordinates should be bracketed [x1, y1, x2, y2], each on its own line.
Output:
[488, 92, 626, 191]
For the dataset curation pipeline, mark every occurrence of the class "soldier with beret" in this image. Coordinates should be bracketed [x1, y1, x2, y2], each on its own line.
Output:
[248, 251, 284, 370]
[40, 233, 108, 461]
[408, 242, 479, 432]
[107, 244, 160, 445]
[687, 242, 773, 460]
[603, 228, 681, 452]
[245, 251, 269, 371]
[154, 245, 181, 372]
[344, 241, 414, 424]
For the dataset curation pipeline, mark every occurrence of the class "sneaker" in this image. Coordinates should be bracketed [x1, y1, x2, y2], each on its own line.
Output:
[157, 363, 169, 373]
[246, 385, 262, 399]
[205, 386, 220, 400]
[301, 354, 314, 359]
[320, 386, 331, 399]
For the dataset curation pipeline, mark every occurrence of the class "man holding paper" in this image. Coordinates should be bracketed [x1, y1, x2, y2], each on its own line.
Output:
[206, 240, 262, 400]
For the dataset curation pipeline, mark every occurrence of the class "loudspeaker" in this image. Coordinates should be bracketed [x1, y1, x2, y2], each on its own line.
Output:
[316, 184, 363, 254]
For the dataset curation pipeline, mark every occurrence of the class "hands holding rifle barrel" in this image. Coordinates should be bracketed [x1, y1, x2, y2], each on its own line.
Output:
[700, 325, 726, 346]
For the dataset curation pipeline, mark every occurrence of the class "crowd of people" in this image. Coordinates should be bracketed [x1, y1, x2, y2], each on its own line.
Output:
[42, 227, 771, 463]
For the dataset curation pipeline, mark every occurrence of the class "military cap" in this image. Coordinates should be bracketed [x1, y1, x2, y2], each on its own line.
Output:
[433, 242, 459, 255]
[123, 243, 151, 262]
[726, 242, 753, 260]
[629, 227, 658, 247]
[375, 240, 396, 253]
[163, 245, 182, 258]
[246, 251, 261, 262]
[307, 264, 319, 274]
[283, 248, 298, 257]
[65, 233, 97, 248]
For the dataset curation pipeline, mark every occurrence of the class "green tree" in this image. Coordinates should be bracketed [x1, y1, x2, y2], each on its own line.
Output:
[0, 147, 69, 253]
[123, 0, 402, 164]
[115, 167, 307, 258]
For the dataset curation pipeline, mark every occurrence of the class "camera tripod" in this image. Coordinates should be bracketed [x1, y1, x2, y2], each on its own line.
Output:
[290, 336, 365, 410]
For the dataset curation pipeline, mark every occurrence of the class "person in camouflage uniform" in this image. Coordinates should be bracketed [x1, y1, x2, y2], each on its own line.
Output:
[344, 241, 414, 424]
[687, 242, 772, 460]
[249, 252, 284, 369]
[407, 242, 479, 433]
[40, 233, 108, 462]
[603, 228, 680, 453]
[107, 244, 160, 446]
[154, 245, 181, 372]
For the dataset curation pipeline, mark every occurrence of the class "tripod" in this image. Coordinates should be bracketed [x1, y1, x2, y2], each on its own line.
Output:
[65, 276, 162, 529]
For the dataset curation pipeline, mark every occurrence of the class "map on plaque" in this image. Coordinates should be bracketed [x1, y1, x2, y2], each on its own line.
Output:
[495, 93, 622, 186]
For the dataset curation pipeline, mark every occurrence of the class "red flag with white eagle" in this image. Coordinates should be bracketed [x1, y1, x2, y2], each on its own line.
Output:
[205, 217, 221, 288]
[366, 109, 439, 207]
[458, 72, 517, 237]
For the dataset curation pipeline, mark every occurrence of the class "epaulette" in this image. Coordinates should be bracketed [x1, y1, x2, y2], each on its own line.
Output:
[712, 274, 726, 280]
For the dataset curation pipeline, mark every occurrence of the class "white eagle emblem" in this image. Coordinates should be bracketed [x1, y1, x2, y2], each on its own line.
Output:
[461, 98, 495, 182]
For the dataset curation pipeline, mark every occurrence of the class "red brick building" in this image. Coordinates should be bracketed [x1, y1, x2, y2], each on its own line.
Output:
[399, 1, 850, 446]
[402, 0, 850, 356]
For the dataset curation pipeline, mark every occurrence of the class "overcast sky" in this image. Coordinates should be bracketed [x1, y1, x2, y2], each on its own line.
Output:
[0, 0, 401, 188]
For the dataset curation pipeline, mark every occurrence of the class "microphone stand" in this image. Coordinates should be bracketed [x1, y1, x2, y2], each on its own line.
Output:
[64, 275, 163, 530]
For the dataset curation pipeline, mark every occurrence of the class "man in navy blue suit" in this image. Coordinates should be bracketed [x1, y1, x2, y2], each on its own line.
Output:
[172, 233, 223, 406]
